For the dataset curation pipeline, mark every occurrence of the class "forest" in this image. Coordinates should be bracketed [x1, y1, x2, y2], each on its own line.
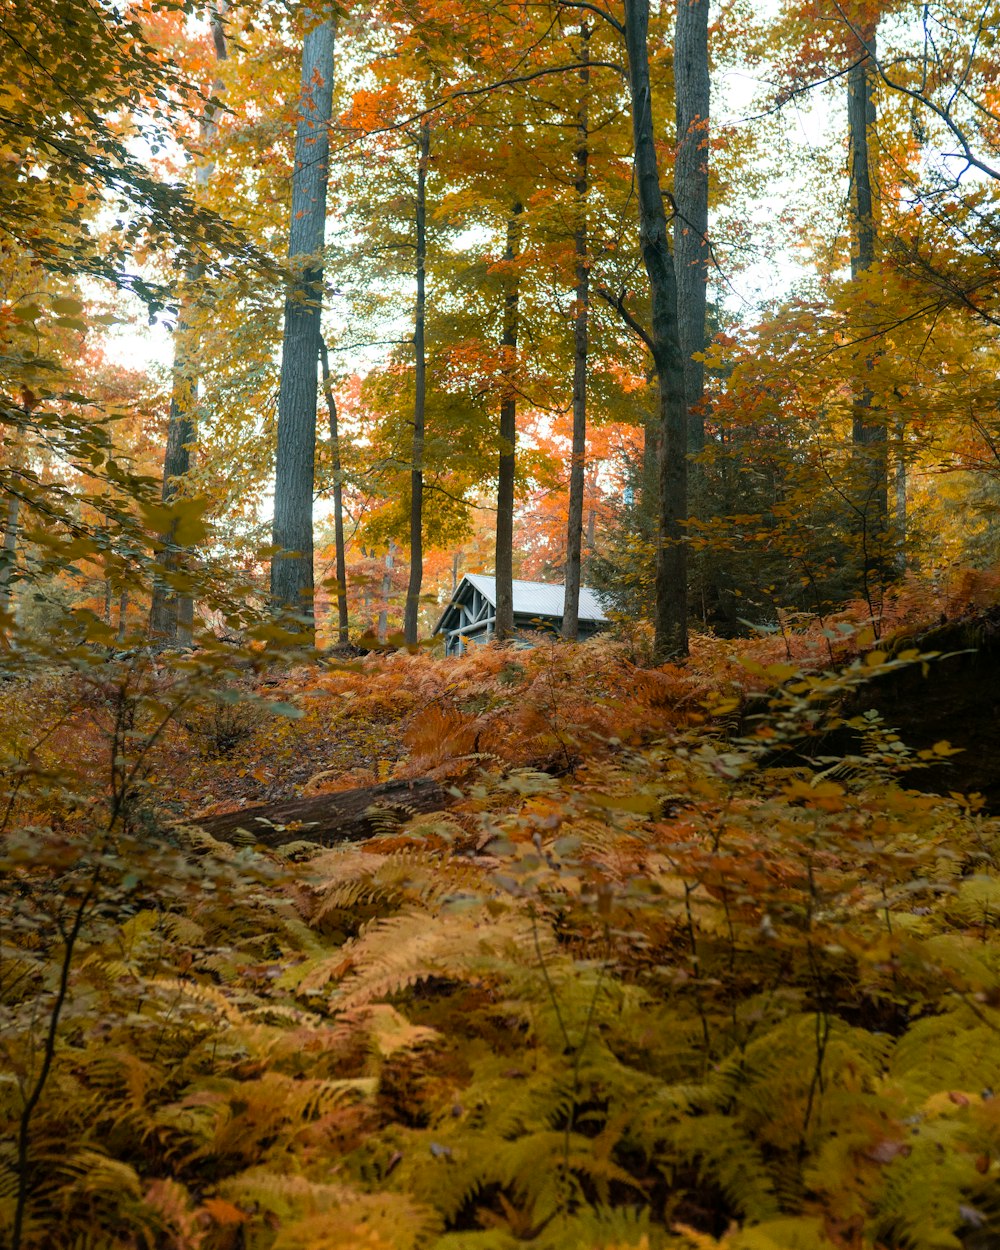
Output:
[2, 0, 1000, 1247]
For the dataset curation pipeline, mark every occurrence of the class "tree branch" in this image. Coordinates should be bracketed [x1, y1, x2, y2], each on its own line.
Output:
[596, 287, 655, 354]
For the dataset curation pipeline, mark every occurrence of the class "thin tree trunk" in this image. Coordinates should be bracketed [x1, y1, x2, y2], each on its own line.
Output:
[562, 24, 590, 641]
[404, 119, 430, 645]
[117, 588, 129, 643]
[270, 15, 335, 636]
[378, 541, 394, 642]
[674, 0, 710, 460]
[320, 340, 349, 644]
[494, 200, 524, 642]
[0, 491, 19, 621]
[149, 3, 228, 641]
[848, 24, 888, 607]
[623, 0, 689, 659]
[149, 361, 196, 640]
[895, 419, 906, 573]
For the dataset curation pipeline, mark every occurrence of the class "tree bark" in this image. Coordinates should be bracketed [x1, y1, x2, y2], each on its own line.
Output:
[320, 340, 349, 644]
[562, 24, 590, 642]
[404, 119, 430, 645]
[190, 776, 453, 848]
[148, 357, 196, 640]
[623, 0, 689, 659]
[494, 200, 524, 642]
[0, 491, 19, 622]
[149, 3, 228, 642]
[117, 588, 129, 643]
[270, 14, 335, 636]
[674, 0, 710, 461]
[378, 540, 394, 642]
[848, 24, 888, 613]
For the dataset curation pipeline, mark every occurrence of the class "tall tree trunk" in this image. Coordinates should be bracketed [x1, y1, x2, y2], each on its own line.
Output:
[320, 340, 349, 644]
[148, 358, 197, 640]
[117, 588, 129, 643]
[270, 14, 335, 637]
[562, 23, 590, 642]
[404, 119, 430, 645]
[674, 0, 710, 461]
[0, 491, 19, 623]
[494, 200, 524, 642]
[149, 4, 228, 641]
[848, 23, 888, 611]
[895, 420, 906, 573]
[378, 541, 394, 642]
[623, 0, 689, 659]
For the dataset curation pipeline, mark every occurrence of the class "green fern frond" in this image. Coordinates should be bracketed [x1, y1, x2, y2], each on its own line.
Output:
[665, 1113, 780, 1222]
[870, 1117, 981, 1250]
[720, 1216, 836, 1249]
[890, 1006, 1000, 1100]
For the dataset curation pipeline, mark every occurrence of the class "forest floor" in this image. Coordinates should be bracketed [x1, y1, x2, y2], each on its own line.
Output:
[3, 610, 1000, 1250]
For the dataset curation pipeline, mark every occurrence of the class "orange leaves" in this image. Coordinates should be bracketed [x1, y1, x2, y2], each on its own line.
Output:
[201, 1196, 248, 1226]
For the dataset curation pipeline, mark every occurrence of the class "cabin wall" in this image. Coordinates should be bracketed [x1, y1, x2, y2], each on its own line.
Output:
[444, 615, 606, 655]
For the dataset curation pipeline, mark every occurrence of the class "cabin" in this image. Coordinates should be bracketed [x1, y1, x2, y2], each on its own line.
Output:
[433, 573, 610, 656]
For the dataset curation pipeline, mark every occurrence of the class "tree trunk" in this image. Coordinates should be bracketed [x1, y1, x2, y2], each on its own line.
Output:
[895, 420, 906, 573]
[674, 0, 710, 461]
[149, 4, 228, 642]
[148, 357, 196, 640]
[320, 340, 349, 644]
[562, 24, 590, 642]
[378, 541, 394, 642]
[848, 24, 888, 612]
[404, 119, 430, 645]
[270, 15, 335, 636]
[623, 0, 689, 659]
[0, 491, 19, 622]
[117, 588, 129, 643]
[189, 776, 454, 848]
[494, 201, 524, 642]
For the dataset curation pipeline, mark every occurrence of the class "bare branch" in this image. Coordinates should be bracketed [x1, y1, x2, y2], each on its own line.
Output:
[596, 286, 655, 354]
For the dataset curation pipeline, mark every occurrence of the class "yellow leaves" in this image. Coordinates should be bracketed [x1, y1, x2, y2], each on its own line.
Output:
[140, 495, 210, 546]
[917, 740, 963, 760]
[782, 777, 847, 811]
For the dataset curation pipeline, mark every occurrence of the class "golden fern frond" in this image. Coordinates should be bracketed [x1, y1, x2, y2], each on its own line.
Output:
[173, 822, 238, 859]
[335, 908, 546, 1012]
[402, 704, 481, 771]
[144, 977, 252, 1026]
[47, 1146, 144, 1201]
[220, 1167, 440, 1248]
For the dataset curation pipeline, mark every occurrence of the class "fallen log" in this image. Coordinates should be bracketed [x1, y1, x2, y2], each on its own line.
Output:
[189, 777, 455, 849]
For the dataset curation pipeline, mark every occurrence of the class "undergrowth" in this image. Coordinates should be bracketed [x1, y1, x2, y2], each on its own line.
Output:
[2, 632, 999, 1249]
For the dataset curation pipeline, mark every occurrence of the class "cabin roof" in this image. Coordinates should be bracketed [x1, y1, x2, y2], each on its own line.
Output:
[434, 574, 610, 636]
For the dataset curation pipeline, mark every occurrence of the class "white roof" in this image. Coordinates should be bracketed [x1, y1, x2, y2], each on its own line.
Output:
[440, 573, 610, 629]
